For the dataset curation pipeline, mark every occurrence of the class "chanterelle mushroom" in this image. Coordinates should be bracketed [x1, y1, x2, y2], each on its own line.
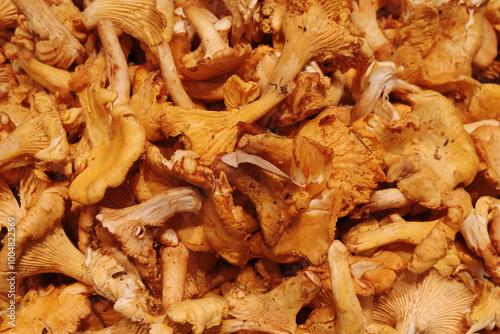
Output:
[261, 0, 372, 101]
[327, 240, 365, 334]
[69, 81, 146, 205]
[0, 92, 69, 173]
[225, 270, 321, 333]
[365, 89, 479, 208]
[373, 269, 476, 333]
[466, 278, 500, 333]
[10, 0, 85, 68]
[10, 282, 94, 334]
[96, 187, 203, 291]
[460, 196, 500, 282]
[179, 0, 252, 80]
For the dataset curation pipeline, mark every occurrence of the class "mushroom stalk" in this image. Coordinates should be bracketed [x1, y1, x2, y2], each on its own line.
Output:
[97, 19, 131, 105]
[408, 189, 472, 273]
[160, 243, 189, 309]
[350, 188, 416, 217]
[343, 217, 440, 252]
[156, 40, 198, 108]
[328, 240, 365, 334]
[13, 49, 72, 98]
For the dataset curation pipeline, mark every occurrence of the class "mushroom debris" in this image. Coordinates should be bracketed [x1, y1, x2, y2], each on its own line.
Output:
[1, 0, 500, 332]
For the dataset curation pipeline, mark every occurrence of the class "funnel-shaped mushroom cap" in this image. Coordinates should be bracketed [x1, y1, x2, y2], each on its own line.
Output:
[373, 269, 475, 333]
[69, 81, 146, 205]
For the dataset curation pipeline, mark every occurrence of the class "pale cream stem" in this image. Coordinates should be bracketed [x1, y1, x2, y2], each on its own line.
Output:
[160, 242, 189, 309]
[156, 40, 198, 109]
[97, 19, 131, 105]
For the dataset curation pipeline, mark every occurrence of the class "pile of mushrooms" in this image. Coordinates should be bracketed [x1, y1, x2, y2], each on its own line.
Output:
[1, 0, 500, 332]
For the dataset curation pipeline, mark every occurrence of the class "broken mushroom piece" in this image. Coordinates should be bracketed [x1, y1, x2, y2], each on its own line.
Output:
[160, 242, 189, 309]
[69, 81, 146, 205]
[349, 250, 406, 295]
[350, 0, 394, 60]
[373, 269, 476, 334]
[350, 61, 423, 123]
[222, 74, 260, 110]
[274, 69, 346, 127]
[343, 213, 440, 253]
[349, 188, 416, 218]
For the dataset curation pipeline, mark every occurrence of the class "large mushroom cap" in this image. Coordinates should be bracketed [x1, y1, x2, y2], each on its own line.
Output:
[373, 269, 476, 333]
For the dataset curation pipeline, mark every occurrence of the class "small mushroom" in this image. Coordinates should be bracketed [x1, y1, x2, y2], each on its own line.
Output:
[160, 242, 189, 309]
[179, 0, 252, 80]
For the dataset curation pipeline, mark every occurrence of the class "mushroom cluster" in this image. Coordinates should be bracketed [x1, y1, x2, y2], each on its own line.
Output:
[0, 0, 500, 332]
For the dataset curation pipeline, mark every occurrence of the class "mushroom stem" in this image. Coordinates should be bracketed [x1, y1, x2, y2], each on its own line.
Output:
[204, 319, 292, 334]
[408, 189, 472, 273]
[343, 217, 440, 252]
[0, 112, 16, 133]
[97, 19, 131, 105]
[350, 188, 416, 218]
[14, 49, 72, 98]
[491, 214, 500, 254]
[156, 40, 198, 109]
[160, 243, 189, 309]
[328, 240, 364, 334]
[78, 205, 99, 253]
